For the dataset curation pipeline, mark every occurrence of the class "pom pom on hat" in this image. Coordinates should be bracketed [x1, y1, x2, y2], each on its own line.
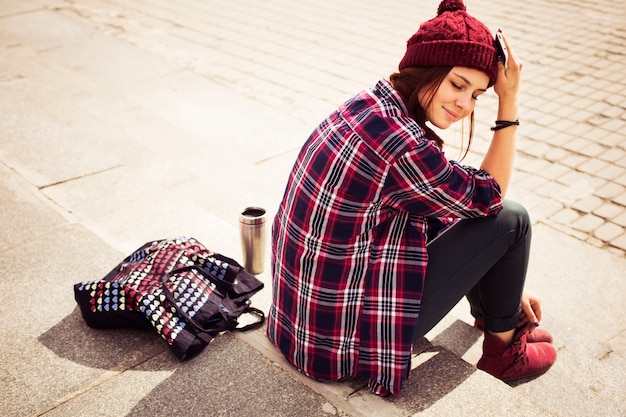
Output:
[399, 0, 498, 86]
[437, 0, 466, 14]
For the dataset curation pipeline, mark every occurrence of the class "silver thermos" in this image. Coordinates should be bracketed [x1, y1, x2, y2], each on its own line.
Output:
[239, 207, 266, 274]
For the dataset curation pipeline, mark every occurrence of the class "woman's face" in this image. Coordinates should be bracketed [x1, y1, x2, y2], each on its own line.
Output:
[419, 66, 489, 129]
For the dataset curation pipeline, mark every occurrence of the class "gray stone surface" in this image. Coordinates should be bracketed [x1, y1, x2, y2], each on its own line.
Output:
[1, 1, 625, 416]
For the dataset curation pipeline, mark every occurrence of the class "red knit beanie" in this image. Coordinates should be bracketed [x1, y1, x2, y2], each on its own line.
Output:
[398, 0, 498, 86]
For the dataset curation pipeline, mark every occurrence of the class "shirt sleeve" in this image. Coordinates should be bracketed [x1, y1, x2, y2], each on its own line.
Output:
[383, 138, 503, 219]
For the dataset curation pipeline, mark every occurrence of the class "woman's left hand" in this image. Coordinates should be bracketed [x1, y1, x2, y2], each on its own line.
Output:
[519, 291, 542, 331]
[493, 32, 522, 102]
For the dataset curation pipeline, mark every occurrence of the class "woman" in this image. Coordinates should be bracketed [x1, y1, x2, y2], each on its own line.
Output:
[266, 0, 557, 398]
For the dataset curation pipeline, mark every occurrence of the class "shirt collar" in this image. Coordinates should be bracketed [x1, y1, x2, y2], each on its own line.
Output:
[373, 78, 409, 116]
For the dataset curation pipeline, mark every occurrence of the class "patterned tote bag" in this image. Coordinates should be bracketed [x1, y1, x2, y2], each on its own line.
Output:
[74, 236, 264, 360]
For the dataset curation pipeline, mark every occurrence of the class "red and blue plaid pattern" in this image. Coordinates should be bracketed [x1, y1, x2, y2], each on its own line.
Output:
[267, 79, 502, 397]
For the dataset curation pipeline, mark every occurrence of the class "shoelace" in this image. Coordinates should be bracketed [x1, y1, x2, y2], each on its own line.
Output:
[512, 333, 529, 366]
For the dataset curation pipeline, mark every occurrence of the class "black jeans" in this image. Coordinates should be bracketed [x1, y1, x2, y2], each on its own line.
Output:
[413, 200, 531, 341]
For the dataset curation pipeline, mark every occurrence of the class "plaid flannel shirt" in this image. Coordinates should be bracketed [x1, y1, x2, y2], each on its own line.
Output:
[267, 79, 503, 397]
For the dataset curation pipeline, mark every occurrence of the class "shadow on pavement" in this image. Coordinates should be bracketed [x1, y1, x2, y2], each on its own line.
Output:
[396, 320, 482, 413]
[38, 307, 173, 371]
[125, 331, 336, 417]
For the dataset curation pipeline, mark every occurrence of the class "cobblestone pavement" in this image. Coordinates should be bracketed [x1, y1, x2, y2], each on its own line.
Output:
[52, 0, 626, 257]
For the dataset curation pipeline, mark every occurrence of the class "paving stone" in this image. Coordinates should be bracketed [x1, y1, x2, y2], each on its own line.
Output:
[550, 208, 582, 226]
[602, 106, 626, 119]
[520, 141, 552, 159]
[607, 94, 626, 108]
[586, 235, 605, 248]
[549, 131, 577, 147]
[571, 195, 604, 214]
[613, 212, 626, 228]
[562, 137, 594, 154]
[515, 156, 552, 176]
[598, 147, 626, 163]
[534, 113, 561, 128]
[548, 222, 590, 241]
[614, 172, 626, 188]
[516, 175, 550, 193]
[587, 82, 611, 99]
[569, 96, 596, 111]
[578, 142, 608, 159]
[553, 178, 598, 206]
[604, 118, 626, 133]
[560, 154, 588, 169]
[544, 147, 571, 163]
[594, 182, 625, 200]
[594, 222, 625, 243]
[610, 233, 626, 252]
[587, 100, 614, 115]
[527, 198, 563, 223]
[536, 181, 572, 203]
[551, 118, 579, 134]
[583, 127, 609, 145]
[537, 162, 571, 182]
[605, 132, 626, 148]
[593, 202, 626, 220]
[578, 158, 611, 176]
[527, 126, 562, 144]
[615, 193, 626, 207]
[596, 164, 626, 181]
[571, 213, 606, 233]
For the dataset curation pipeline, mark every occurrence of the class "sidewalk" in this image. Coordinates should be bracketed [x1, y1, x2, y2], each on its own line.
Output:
[1, 0, 625, 416]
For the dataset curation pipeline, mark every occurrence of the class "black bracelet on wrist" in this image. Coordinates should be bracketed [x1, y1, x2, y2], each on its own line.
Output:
[491, 119, 520, 131]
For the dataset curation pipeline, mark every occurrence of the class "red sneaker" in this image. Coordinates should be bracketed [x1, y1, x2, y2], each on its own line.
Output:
[473, 319, 553, 344]
[477, 331, 557, 382]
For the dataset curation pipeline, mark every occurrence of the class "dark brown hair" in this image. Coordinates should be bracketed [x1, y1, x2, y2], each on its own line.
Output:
[390, 66, 474, 158]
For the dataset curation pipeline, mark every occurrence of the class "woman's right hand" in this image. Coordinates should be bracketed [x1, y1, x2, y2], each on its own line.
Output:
[518, 291, 543, 332]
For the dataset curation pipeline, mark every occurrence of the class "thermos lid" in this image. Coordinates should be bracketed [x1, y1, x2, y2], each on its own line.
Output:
[240, 207, 266, 225]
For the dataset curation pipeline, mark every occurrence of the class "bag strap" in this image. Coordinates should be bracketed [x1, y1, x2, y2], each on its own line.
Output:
[161, 265, 233, 333]
[235, 306, 265, 332]
[161, 265, 264, 333]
